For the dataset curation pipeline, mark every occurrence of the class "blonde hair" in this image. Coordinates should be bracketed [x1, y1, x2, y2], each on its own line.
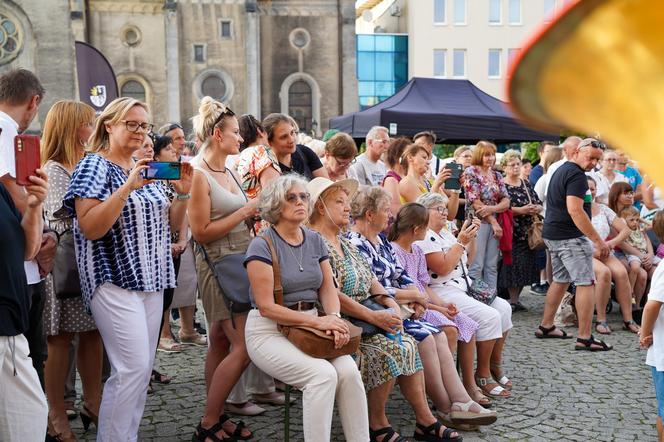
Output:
[191, 96, 233, 155]
[471, 140, 497, 166]
[542, 147, 563, 173]
[88, 97, 150, 152]
[500, 149, 522, 169]
[41, 100, 95, 167]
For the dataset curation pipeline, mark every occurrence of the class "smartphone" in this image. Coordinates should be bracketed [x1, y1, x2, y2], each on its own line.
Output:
[444, 162, 462, 190]
[143, 161, 181, 180]
[466, 205, 476, 221]
[14, 134, 41, 186]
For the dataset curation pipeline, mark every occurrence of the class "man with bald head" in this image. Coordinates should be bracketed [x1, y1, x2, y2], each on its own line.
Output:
[535, 138, 613, 351]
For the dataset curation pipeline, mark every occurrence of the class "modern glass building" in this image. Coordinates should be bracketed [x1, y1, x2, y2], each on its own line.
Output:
[357, 34, 408, 110]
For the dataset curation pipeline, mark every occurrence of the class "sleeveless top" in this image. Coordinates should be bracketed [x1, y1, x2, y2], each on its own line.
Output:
[194, 165, 248, 235]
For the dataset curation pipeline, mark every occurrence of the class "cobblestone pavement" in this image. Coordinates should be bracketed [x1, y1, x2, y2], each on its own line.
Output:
[70, 291, 657, 441]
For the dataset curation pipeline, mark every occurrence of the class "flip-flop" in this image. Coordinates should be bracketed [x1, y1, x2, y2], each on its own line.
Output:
[534, 325, 573, 339]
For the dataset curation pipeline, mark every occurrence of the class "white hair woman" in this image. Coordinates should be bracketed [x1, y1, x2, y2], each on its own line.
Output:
[63, 97, 193, 441]
[244, 175, 369, 442]
[415, 192, 513, 401]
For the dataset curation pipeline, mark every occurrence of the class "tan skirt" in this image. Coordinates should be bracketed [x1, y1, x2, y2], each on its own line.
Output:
[195, 230, 252, 323]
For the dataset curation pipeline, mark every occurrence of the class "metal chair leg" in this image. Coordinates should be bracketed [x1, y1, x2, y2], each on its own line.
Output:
[284, 384, 291, 441]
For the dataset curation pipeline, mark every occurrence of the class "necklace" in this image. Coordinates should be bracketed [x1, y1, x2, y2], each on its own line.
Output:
[203, 158, 227, 173]
[284, 232, 305, 272]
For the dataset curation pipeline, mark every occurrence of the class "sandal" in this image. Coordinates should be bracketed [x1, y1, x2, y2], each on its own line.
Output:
[575, 335, 613, 352]
[510, 302, 527, 312]
[534, 325, 573, 339]
[192, 420, 236, 442]
[158, 337, 183, 353]
[370, 426, 408, 442]
[449, 400, 497, 425]
[219, 413, 252, 440]
[489, 362, 512, 390]
[623, 320, 640, 334]
[474, 375, 511, 398]
[595, 321, 612, 335]
[413, 421, 462, 442]
[436, 411, 479, 432]
[469, 388, 493, 408]
[151, 369, 172, 384]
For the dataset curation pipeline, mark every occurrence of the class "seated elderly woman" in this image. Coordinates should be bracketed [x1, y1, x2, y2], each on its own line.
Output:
[414, 193, 513, 401]
[307, 178, 464, 442]
[244, 175, 369, 442]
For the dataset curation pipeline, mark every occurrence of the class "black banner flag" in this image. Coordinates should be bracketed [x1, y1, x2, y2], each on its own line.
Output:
[75, 41, 118, 114]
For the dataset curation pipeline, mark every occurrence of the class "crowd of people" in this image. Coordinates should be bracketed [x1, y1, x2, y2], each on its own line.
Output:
[2, 67, 664, 442]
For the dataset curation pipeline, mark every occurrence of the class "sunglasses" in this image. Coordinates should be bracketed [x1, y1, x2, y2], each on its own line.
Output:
[164, 123, 183, 133]
[209, 107, 236, 134]
[584, 140, 607, 150]
[286, 192, 310, 204]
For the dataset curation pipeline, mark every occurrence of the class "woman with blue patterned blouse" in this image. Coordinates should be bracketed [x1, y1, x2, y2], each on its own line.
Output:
[348, 186, 463, 442]
[64, 97, 193, 441]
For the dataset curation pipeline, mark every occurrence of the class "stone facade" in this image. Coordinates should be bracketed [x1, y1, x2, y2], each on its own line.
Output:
[0, 0, 358, 136]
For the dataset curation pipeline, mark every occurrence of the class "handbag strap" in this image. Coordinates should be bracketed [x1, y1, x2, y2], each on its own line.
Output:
[262, 234, 285, 307]
[521, 179, 533, 205]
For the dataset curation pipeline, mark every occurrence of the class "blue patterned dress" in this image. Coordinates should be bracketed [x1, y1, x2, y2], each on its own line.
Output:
[63, 154, 176, 311]
[347, 231, 441, 342]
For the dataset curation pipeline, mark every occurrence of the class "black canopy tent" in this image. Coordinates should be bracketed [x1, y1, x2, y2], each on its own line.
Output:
[330, 77, 557, 143]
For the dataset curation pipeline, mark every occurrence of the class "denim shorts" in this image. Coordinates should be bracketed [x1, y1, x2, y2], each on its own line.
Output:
[544, 237, 595, 286]
[652, 366, 664, 418]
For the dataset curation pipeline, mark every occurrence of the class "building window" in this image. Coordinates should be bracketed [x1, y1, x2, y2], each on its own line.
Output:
[452, 49, 466, 78]
[0, 12, 23, 65]
[507, 48, 521, 74]
[121, 25, 141, 47]
[202, 75, 227, 100]
[219, 19, 232, 39]
[356, 34, 408, 110]
[193, 44, 205, 63]
[289, 28, 311, 50]
[453, 0, 466, 25]
[433, 49, 446, 77]
[120, 80, 146, 103]
[195, 69, 234, 102]
[289, 81, 313, 134]
[508, 0, 521, 24]
[488, 49, 501, 78]
[543, 0, 556, 21]
[433, 0, 446, 24]
[488, 0, 501, 25]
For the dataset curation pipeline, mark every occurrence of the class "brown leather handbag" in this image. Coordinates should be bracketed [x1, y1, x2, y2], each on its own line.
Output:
[522, 179, 546, 250]
[263, 235, 362, 359]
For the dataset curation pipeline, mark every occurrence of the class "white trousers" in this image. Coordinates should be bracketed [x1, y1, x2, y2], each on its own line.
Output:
[0, 334, 47, 441]
[245, 310, 369, 442]
[90, 283, 163, 442]
[430, 285, 513, 341]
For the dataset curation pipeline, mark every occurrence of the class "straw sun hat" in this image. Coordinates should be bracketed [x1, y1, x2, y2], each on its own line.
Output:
[306, 177, 359, 209]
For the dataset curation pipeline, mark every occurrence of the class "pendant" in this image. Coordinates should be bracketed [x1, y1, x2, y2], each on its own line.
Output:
[299, 266, 304, 272]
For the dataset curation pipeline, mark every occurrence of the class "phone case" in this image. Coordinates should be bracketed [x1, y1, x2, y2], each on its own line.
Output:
[14, 134, 41, 186]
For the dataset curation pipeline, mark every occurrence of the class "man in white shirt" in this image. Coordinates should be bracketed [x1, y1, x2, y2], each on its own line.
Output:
[413, 130, 441, 177]
[348, 125, 389, 186]
[0, 69, 53, 407]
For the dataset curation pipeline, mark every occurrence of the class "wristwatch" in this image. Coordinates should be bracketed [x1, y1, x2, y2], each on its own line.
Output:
[176, 192, 191, 200]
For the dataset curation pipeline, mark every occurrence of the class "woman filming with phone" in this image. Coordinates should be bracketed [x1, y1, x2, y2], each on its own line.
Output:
[63, 97, 193, 441]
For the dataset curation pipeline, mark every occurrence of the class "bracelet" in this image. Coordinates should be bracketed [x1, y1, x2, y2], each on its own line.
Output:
[176, 193, 191, 200]
[456, 241, 467, 250]
[116, 192, 128, 203]
[328, 312, 341, 318]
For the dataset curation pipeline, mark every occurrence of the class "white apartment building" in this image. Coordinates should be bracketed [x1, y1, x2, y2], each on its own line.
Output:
[358, 0, 577, 100]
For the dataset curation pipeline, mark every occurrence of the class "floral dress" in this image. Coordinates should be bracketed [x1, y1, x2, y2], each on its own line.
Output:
[392, 242, 479, 343]
[236, 144, 281, 232]
[462, 166, 509, 210]
[498, 179, 541, 288]
[347, 231, 441, 342]
[324, 237, 422, 391]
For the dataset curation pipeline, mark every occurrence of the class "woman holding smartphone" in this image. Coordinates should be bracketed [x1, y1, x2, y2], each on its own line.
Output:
[64, 97, 192, 441]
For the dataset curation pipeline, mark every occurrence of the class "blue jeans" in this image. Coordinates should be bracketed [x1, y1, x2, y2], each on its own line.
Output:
[469, 222, 500, 289]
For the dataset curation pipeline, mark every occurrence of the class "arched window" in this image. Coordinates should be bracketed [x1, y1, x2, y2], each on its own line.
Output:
[120, 80, 146, 102]
[288, 80, 312, 134]
[201, 74, 227, 100]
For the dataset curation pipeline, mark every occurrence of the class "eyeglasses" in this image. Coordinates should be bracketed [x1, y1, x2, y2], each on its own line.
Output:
[285, 192, 310, 204]
[581, 139, 607, 150]
[603, 158, 617, 163]
[334, 157, 357, 168]
[507, 163, 522, 168]
[429, 206, 448, 215]
[618, 162, 628, 166]
[209, 107, 236, 134]
[121, 120, 154, 133]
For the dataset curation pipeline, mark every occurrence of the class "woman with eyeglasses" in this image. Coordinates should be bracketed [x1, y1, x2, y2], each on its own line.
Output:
[590, 150, 629, 205]
[63, 97, 193, 441]
[322, 132, 358, 182]
[244, 175, 369, 442]
[189, 97, 261, 441]
[497, 150, 543, 312]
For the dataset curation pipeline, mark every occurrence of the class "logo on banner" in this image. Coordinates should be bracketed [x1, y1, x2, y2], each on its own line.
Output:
[89, 85, 107, 107]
